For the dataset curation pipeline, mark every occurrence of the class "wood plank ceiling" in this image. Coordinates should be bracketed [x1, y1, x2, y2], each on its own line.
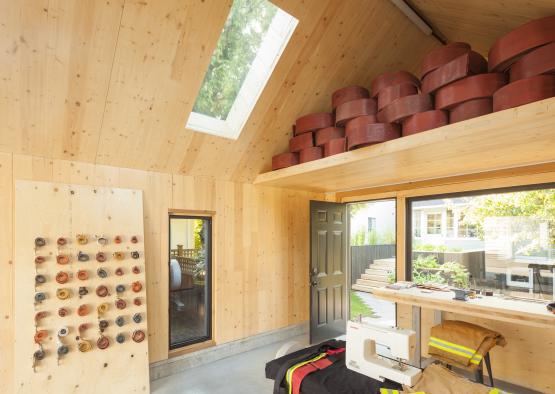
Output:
[409, 0, 555, 56]
[1, 0, 552, 182]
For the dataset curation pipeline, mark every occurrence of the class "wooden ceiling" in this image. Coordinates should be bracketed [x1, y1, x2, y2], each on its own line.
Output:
[410, 0, 555, 56]
[0, 0, 553, 182]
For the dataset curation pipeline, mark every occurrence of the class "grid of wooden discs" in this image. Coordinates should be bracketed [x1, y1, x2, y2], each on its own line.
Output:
[32, 234, 146, 369]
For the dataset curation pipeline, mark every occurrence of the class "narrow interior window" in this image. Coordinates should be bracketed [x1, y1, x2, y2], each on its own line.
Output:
[186, 0, 298, 139]
[169, 215, 212, 349]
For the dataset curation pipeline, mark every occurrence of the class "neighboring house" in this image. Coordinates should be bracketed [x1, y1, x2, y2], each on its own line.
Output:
[412, 198, 484, 250]
[350, 200, 396, 244]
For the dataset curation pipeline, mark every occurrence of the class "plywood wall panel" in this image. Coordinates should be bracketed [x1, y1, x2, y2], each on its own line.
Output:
[1, 152, 319, 392]
[14, 181, 150, 394]
[0, 0, 123, 160]
[0, 153, 14, 394]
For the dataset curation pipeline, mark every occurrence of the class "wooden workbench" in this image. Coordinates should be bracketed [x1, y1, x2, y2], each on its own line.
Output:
[372, 287, 555, 329]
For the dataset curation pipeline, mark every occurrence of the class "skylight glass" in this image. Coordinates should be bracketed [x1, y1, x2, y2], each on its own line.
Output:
[186, 0, 298, 139]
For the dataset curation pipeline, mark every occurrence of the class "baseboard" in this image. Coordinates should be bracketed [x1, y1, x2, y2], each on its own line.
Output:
[150, 322, 309, 381]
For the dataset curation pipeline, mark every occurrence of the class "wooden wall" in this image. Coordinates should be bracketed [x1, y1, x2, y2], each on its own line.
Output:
[0, 152, 322, 394]
[340, 167, 555, 393]
[0, 0, 438, 181]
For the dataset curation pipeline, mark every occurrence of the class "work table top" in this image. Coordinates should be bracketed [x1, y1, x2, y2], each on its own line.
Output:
[371, 286, 555, 329]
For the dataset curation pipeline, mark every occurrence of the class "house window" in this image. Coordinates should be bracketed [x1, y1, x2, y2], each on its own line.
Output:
[446, 209, 455, 237]
[426, 213, 442, 235]
[458, 212, 478, 238]
[413, 212, 421, 237]
[169, 214, 212, 349]
[367, 217, 376, 232]
[186, 0, 298, 139]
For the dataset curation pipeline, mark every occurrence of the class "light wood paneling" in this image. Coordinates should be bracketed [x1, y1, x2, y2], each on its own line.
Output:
[0, 152, 322, 393]
[0, 0, 438, 181]
[347, 169, 555, 393]
[255, 98, 555, 192]
[410, 0, 555, 56]
[14, 181, 150, 394]
[0, 0, 124, 161]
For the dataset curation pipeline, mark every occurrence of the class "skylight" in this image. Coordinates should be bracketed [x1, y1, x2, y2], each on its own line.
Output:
[186, 0, 298, 139]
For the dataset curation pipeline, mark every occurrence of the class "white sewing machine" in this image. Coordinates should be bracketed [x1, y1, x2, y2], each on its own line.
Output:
[346, 320, 422, 386]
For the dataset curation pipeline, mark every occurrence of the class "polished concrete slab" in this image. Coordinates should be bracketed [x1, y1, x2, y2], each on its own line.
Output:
[151, 334, 309, 394]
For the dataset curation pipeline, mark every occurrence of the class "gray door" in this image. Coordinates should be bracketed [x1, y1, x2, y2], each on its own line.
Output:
[310, 200, 347, 344]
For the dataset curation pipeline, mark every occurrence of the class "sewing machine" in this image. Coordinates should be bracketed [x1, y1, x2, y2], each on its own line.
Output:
[346, 320, 422, 386]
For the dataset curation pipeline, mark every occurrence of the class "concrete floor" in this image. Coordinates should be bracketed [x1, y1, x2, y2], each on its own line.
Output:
[151, 334, 309, 394]
[152, 326, 536, 394]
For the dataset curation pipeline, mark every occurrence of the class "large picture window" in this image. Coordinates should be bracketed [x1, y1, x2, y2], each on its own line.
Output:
[408, 184, 555, 300]
[169, 215, 212, 349]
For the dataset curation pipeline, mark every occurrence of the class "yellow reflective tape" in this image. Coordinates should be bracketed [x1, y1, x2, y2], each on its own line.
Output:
[428, 341, 474, 359]
[429, 336, 477, 355]
[379, 389, 400, 394]
[285, 353, 326, 394]
[489, 389, 510, 394]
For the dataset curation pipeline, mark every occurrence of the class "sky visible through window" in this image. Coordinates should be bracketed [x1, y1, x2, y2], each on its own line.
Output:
[192, 0, 278, 120]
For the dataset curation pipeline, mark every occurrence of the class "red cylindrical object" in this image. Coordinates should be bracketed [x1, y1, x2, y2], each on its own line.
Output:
[421, 51, 487, 94]
[323, 138, 346, 157]
[299, 146, 323, 163]
[420, 42, 472, 78]
[295, 113, 334, 135]
[378, 83, 418, 111]
[371, 71, 420, 97]
[271, 152, 299, 170]
[510, 42, 555, 82]
[402, 110, 448, 136]
[434, 73, 507, 110]
[449, 98, 493, 123]
[377, 94, 434, 124]
[346, 123, 401, 150]
[289, 132, 313, 152]
[335, 98, 377, 126]
[315, 127, 345, 146]
[331, 86, 369, 109]
[344, 115, 377, 134]
[488, 15, 555, 72]
[493, 74, 555, 112]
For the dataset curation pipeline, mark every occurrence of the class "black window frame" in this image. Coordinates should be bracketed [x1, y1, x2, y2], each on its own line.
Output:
[168, 213, 213, 350]
[405, 182, 555, 280]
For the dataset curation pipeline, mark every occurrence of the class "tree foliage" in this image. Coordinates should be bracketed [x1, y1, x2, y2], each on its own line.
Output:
[192, 0, 277, 119]
[465, 189, 555, 244]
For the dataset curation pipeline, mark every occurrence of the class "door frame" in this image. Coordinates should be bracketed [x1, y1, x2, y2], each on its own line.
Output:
[168, 210, 215, 354]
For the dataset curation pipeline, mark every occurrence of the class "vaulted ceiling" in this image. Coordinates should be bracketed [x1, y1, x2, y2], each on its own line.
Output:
[1, 0, 553, 182]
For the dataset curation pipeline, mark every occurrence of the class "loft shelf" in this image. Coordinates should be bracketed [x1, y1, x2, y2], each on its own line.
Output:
[254, 98, 555, 193]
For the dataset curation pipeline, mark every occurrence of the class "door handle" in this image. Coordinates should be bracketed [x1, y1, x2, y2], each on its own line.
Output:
[310, 280, 318, 287]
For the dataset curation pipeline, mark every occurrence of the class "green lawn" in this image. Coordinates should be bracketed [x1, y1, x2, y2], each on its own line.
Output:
[350, 291, 378, 320]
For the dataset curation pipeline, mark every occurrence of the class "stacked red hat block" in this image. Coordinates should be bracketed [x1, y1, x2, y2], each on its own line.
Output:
[373, 71, 441, 137]
[271, 15, 555, 171]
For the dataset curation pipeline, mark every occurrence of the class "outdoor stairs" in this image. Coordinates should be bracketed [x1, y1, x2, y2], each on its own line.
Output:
[352, 257, 395, 292]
